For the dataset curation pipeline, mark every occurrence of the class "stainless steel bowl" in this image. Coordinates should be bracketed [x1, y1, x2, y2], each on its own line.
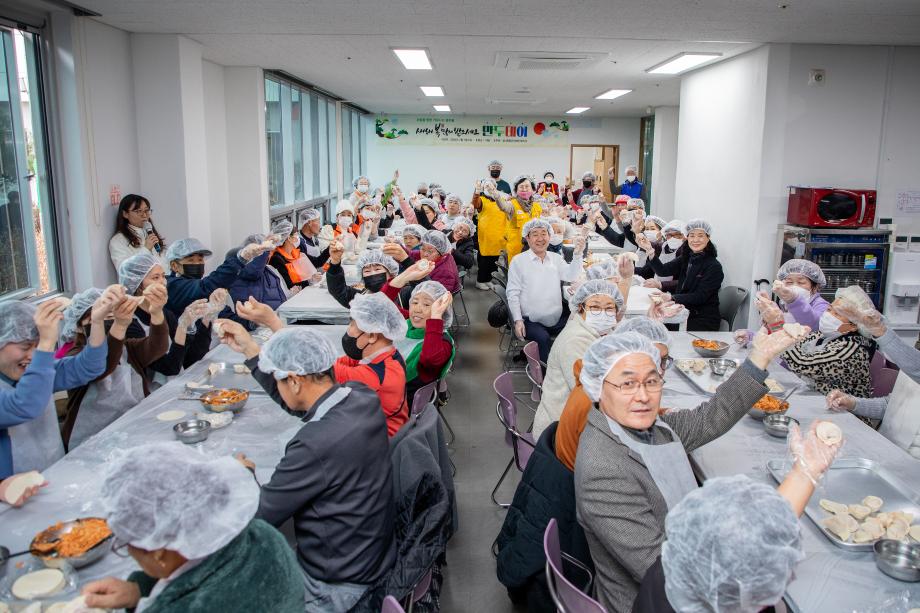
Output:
[199, 388, 249, 413]
[173, 419, 212, 444]
[874, 539, 920, 582]
[691, 340, 730, 358]
[708, 358, 737, 377]
[763, 414, 799, 438]
[29, 518, 113, 569]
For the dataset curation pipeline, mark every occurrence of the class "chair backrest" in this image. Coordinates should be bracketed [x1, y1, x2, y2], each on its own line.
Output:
[494, 371, 519, 449]
[523, 341, 545, 388]
[870, 352, 899, 397]
[492, 270, 507, 288]
[381, 595, 406, 613]
[409, 567, 432, 606]
[544, 519, 607, 613]
[718, 286, 749, 330]
[411, 381, 438, 416]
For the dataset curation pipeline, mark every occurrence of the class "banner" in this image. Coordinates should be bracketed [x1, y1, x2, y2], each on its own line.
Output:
[375, 115, 571, 147]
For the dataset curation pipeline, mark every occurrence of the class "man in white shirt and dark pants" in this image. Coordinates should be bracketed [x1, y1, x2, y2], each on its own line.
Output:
[507, 218, 586, 364]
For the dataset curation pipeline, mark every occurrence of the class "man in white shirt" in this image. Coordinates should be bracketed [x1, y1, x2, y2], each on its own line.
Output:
[506, 218, 586, 364]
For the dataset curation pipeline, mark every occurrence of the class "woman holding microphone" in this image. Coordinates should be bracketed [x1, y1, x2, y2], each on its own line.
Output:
[109, 194, 166, 270]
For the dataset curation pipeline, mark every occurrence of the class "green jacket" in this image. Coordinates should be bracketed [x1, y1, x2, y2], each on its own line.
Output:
[128, 519, 303, 613]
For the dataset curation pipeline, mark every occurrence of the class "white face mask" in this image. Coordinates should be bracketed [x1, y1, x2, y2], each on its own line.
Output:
[666, 237, 683, 250]
[584, 311, 618, 335]
[549, 234, 563, 246]
[337, 217, 353, 229]
[643, 230, 659, 242]
[818, 311, 844, 338]
[356, 184, 368, 193]
[362, 210, 378, 220]
[626, 175, 636, 182]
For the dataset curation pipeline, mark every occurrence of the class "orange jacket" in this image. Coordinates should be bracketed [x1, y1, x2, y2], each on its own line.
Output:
[334, 348, 408, 437]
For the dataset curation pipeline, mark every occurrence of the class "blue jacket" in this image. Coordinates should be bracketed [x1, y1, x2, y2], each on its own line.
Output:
[0, 342, 107, 478]
[618, 179, 645, 200]
[224, 251, 288, 330]
[165, 251, 246, 317]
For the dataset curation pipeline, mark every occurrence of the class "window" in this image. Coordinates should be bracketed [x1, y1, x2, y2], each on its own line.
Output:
[264, 74, 340, 210]
[342, 106, 367, 195]
[0, 26, 58, 301]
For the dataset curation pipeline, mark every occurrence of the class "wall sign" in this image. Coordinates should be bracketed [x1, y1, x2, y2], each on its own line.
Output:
[896, 190, 920, 215]
[375, 115, 571, 147]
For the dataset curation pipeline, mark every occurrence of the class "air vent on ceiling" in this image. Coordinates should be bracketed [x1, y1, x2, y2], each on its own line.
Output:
[495, 52, 609, 71]
[486, 98, 546, 105]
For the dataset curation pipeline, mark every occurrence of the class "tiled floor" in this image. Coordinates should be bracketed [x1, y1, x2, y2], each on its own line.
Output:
[439, 282, 530, 613]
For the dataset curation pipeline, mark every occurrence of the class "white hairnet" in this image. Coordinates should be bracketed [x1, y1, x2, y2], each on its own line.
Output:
[581, 171, 596, 181]
[416, 181, 428, 191]
[452, 217, 476, 236]
[118, 253, 161, 295]
[258, 327, 338, 381]
[421, 230, 451, 254]
[350, 292, 407, 341]
[0, 301, 38, 346]
[686, 218, 713, 236]
[513, 175, 536, 191]
[445, 193, 462, 205]
[417, 198, 438, 213]
[411, 280, 453, 327]
[352, 175, 371, 189]
[357, 250, 399, 276]
[835, 285, 877, 336]
[645, 215, 667, 230]
[778, 259, 826, 289]
[430, 188, 446, 200]
[521, 218, 554, 238]
[403, 224, 426, 241]
[570, 279, 623, 311]
[428, 182, 442, 191]
[663, 220, 685, 236]
[579, 332, 661, 402]
[61, 288, 102, 342]
[662, 474, 803, 613]
[298, 208, 321, 225]
[100, 442, 259, 560]
[615, 316, 672, 348]
[625, 165, 638, 174]
[586, 260, 619, 281]
[164, 238, 212, 264]
[627, 198, 645, 210]
[270, 219, 294, 238]
[488, 160, 502, 168]
[335, 200, 354, 217]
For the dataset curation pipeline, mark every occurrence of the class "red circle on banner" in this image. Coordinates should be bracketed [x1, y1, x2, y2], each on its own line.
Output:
[533, 122, 545, 135]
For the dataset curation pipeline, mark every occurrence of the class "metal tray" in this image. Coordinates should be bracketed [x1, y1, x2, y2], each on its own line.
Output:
[673, 359, 738, 395]
[767, 457, 920, 552]
[188, 362, 265, 394]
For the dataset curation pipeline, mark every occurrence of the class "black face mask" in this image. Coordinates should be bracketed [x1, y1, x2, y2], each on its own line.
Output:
[490, 170, 501, 178]
[363, 272, 388, 293]
[181, 263, 205, 279]
[583, 181, 593, 189]
[418, 191, 427, 197]
[342, 331, 366, 360]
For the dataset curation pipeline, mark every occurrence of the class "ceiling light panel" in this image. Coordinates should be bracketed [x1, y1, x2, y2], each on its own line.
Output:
[393, 49, 432, 70]
[566, 107, 590, 114]
[595, 89, 632, 100]
[433, 105, 451, 112]
[420, 86, 444, 97]
[647, 53, 721, 74]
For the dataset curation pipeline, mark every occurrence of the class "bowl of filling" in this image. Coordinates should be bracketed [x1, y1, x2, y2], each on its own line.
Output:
[748, 394, 791, 420]
[29, 518, 113, 569]
[199, 388, 249, 413]
[691, 338, 730, 358]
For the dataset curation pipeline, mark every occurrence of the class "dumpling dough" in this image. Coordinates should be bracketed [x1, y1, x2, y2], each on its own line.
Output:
[11, 568, 66, 599]
[58, 595, 106, 613]
[862, 517, 885, 539]
[819, 499, 848, 515]
[852, 530, 874, 544]
[156, 410, 186, 422]
[887, 519, 910, 540]
[816, 421, 843, 445]
[233, 364, 251, 375]
[892, 510, 914, 525]
[207, 363, 222, 376]
[19, 604, 41, 613]
[847, 504, 872, 520]
[783, 323, 807, 338]
[909, 525, 920, 542]
[862, 495, 883, 512]
[1, 470, 44, 504]
[822, 513, 853, 541]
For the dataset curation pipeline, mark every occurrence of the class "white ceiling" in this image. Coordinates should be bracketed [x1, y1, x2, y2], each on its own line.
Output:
[78, 0, 920, 117]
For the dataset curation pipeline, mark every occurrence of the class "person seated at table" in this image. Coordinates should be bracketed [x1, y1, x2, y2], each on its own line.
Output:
[319, 200, 364, 252]
[269, 219, 319, 290]
[588, 195, 636, 248]
[58, 286, 170, 449]
[356, 199, 383, 235]
[768, 259, 831, 331]
[386, 229, 461, 294]
[414, 197, 446, 231]
[532, 280, 623, 439]
[297, 208, 330, 268]
[448, 217, 476, 272]
[633, 424, 841, 613]
[834, 299, 920, 384]
[640, 219, 684, 292]
[575, 326, 805, 612]
[628, 214, 666, 272]
[400, 224, 425, 253]
[119, 253, 212, 380]
[759, 285, 876, 397]
[81, 442, 305, 613]
[507, 219, 586, 364]
[640, 218, 724, 331]
[225, 234, 290, 330]
[327, 245, 400, 308]
[164, 237, 270, 318]
[439, 194, 464, 229]
[1, 294, 113, 477]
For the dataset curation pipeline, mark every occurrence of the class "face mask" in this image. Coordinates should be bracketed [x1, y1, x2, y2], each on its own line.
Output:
[490, 170, 501, 178]
[357, 184, 368, 193]
[583, 181, 593, 189]
[584, 311, 618, 335]
[818, 312, 844, 338]
[666, 237, 683, 250]
[643, 230, 658, 241]
[341, 331, 365, 360]
[337, 217, 352, 230]
[550, 234, 563, 246]
[181, 263, 205, 279]
[363, 272, 388, 293]
[362, 210, 378, 220]
[626, 175, 636, 182]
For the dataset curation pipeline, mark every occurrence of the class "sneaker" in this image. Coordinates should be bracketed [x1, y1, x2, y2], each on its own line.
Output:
[475, 281, 493, 290]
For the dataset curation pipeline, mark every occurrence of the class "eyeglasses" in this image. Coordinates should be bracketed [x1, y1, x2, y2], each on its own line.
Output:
[112, 537, 131, 558]
[131, 207, 152, 216]
[604, 377, 665, 395]
[585, 306, 618, 317]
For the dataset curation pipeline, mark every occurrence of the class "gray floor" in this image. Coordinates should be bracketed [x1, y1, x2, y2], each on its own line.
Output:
[439, 281, 530, 613]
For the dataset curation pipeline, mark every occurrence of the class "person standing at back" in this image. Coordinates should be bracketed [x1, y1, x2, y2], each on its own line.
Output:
[612, 165, 647, 202]
[109, 194, 166, 271]
[488, 160, 512, 194]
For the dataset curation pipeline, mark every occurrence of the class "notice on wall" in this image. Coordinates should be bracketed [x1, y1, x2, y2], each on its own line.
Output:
[375, 115, 571, 147]
[896, 190, 920, 215]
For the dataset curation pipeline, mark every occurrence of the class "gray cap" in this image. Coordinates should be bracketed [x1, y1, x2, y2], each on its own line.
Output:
[164, 238, 212, 264]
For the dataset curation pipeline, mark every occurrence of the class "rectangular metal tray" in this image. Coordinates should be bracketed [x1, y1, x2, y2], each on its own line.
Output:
[188, 361, 265, 394]
[674, 359, 786, 396]
[767, 457, 920, 552]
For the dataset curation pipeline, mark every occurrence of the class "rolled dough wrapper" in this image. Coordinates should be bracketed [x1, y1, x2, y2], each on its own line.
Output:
[815, 421, 843, 445]
[2, 470, 45, 504]
[783, 322, 807, 338]
[909, 525, 920, 542]
[11, 568, 66, 600]
[862, 495, 883, 512]
[156, 410, 186, 422]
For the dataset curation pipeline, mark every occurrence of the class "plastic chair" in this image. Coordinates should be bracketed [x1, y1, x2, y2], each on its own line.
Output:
[451, 287, 470, 329]
[491, 269, 507, 288]
[400, 567, 432, 613]
[492, 371, 536, 507]
[718, 286, 749, 330]
[869, 350, 899, 398]
[411, 381, 438, 416]
[381, 595, 406, 613]
[523, 341, 546, 403]
[544, 519, 605, 613]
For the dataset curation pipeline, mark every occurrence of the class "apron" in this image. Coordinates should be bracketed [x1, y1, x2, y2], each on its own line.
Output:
[5, 379, 64, 473]
[69, 347, 144, 449]
[302, 239, 321, 258]
[395, 336, 424, 362]
[604, 415, 698, 510]
[878, 372, 920, 458]
[476, 195, 505, 256]
[656, 245, 677, 284]
[505, 198, 542, 261]
[307, 387, 351, 424]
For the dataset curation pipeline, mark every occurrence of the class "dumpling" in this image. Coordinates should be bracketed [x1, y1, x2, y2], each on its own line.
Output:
[875, 512, 894, 528]
[815, 421, 843, 445]
[862, 518, 885, 539]
[852, 530, 875, 544]
[887, 519, 910, 540]
[847, 504, 872, 520]
[892, 511, 914, 525]
[822, 513, 853, 541]
[819, 499, 848, 515]
[909, 525, 920, 543]
[862, 495, 883, 512]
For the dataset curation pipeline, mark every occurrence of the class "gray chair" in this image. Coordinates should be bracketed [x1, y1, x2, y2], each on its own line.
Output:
[718, 286, 749, 330]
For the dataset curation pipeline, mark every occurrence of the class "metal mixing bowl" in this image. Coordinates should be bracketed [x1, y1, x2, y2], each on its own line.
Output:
[173, 419, 212, 444]
[29, 518, 113, 569]
[708, 358, 737, 377]
[875, 539, 920, 582]
[691, 340, 730, 358]
[199, 388, 249, 413]
[763, 414, 799, 438]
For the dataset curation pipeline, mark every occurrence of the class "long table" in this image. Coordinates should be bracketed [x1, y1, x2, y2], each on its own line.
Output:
[666, 333, 920, 612]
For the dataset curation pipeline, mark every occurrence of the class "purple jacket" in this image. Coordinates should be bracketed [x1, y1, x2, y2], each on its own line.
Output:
[408, 251, 461, 293]
[225, 251, 289, 329]
[784, 292, 830, 331]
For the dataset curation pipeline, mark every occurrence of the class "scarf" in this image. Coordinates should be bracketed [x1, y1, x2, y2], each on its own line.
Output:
[402, 321, 455, 382]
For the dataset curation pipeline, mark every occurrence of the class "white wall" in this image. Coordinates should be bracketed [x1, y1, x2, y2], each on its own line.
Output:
[366, 116, 640, 198]
[202, 60, 232, 262]
[650, 106, 679, 221]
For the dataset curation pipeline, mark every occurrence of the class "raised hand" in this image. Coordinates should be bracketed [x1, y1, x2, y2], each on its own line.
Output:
[789, 420, 843, 485]
[826, 389, 857, 412]
[430, 293, 453, 319]
[748, 325, 809, 369]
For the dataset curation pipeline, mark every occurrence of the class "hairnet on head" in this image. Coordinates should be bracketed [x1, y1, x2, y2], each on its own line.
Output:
[445, 193, 462, 206]
[164, 238, 212, 264]
[685, 218, 713, 236]
[119, 253, 162, 295]
[662, 474, 803, 613]
[0, 301, 38, 346]
[356, 199, 376, 212]
[298, 208, 321, 225]
[586, 260, 619, 281]
[778, 259, 826, 289]
[615, 316, 672, 348]
[350, 292, 407, 341]
[452, 217, 475, 236]
[411, 280, 453, 327]
[835, 285, 877, 336]
[352, 175, 371, 189]
[544, 171, 555, 179]
[418, 198, 439, 214]
[421, 230, 451, 254]
[335, 200, 354, 217]
[513, 175, 536, 191]
[663, 219, 685, 235]
[627, 198, 645, 210]
[100, 442, 259, 560]
[258, 327, 337, 381]
[626, 165, 638, 174]
[614, 195, 630, 205]
[570, 279, 623, 311]
[243, 233, 266, 247]
[488, 160, 502, 168]
[416, 181, 428, 191]
[645, 215, 667, 230]
[357, 250, 399, 276]
[431, 188, 446, 201]
[428, 182, 442, 191]
[521, 218, 554, 238]
[61, 288, 103, 342]
[581, 171, 596, 181]
[402, 224, 425, 241]
[579, 332, 661, 402]
[270, 219, 294, 238]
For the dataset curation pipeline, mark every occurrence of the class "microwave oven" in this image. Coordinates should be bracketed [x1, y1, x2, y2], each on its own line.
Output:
[787, 187, 876, 228]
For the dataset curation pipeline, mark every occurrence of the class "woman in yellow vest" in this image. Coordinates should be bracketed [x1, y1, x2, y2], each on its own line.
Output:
[472, 178, 506, 290]
[501, 175, 542, 262]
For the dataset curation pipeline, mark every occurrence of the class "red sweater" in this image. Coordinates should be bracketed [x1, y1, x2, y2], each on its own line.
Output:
[381, 284, 452, 384]
[407, 251, 461, 293]
[334, 348, 408, 437]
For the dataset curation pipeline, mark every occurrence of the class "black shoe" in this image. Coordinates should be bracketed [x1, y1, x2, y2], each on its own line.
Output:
[512, 351, 526, 364]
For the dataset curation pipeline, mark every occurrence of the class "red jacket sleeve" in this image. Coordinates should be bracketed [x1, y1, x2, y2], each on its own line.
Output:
[416, 319, 452, 382]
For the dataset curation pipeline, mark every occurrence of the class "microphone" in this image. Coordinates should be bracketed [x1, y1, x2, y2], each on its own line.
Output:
[144, 221, 161, 253]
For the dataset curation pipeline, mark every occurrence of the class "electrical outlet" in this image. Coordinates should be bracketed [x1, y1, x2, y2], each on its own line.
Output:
[808, 69, 826, 86]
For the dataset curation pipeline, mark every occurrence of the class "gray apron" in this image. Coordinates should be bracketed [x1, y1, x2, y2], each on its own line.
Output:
[308, 387, 351, 423]
[394, 336, 423, 361]
[4, 378, 64, 473]
[605, 415, 698, 510]
[69, 347, 144, 449]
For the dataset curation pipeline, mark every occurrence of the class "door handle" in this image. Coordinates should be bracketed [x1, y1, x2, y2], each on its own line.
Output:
[857, 194, 867, 225]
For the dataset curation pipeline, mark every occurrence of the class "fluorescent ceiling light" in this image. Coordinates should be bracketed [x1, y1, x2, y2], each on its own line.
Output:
[433, 105, 451, 112]
[420, 86, 444, 97]
[566, 107, 590, 114]
[595, 89, 632, 100]
[393, 49, 432, 70]
[647, 53, 721, 75]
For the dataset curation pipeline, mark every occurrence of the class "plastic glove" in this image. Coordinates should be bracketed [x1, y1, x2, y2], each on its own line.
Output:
[178, 299, 209, 332]
[643, 278, 662, 289]
[239, 242, 269, 262]
[788, 420, 843, 485]
[733, 329, 752, 347]
[617, 253, 635, 279]
[748, 325, 809, 369]
[826, 389, 857, 412]
[772, 281, 796, 303]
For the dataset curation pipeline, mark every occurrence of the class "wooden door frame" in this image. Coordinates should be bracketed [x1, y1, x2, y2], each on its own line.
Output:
[568, 144, 619, 191]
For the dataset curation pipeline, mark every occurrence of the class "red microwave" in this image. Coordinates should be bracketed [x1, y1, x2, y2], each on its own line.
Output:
[787, 187, 876, 228]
